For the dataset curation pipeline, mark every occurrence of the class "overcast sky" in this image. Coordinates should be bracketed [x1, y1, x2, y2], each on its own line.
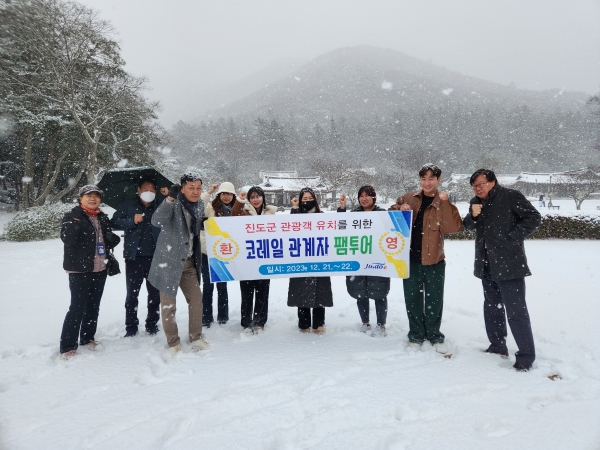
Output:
[79, 0, 600, 127]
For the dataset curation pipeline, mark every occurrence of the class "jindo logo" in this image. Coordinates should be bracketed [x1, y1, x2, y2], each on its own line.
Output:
[365, 262, 387, 270]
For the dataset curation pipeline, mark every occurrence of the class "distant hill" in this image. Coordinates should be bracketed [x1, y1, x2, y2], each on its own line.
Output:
[199, 45, 588, 124]
[191, 58, 304, 121]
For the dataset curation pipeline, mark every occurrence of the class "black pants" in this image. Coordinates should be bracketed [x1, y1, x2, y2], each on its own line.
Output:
[482, 264, 536, 366]
[298, 307, 325, 329]
[201, 253, 229, 325]
[240, 279, 270, 328]
[357, 297, 388, 326]
[60, 271, 107, 353]
[125, 257, 160, 333]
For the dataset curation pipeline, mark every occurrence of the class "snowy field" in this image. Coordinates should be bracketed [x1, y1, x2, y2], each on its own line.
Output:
[1, 236, 599, 449]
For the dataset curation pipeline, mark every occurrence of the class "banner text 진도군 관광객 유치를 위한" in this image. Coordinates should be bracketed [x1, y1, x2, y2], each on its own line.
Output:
[204, 210, 412, 282]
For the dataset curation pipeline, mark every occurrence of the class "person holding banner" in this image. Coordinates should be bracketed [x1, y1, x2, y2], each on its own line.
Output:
[288, 188, 333, 334]
[148, 173, 210, 356]
[199, 182, 236, 327]
[231, 186, 278, 333]
[338, 185, 390, 336]
[389, 164, 462, 354]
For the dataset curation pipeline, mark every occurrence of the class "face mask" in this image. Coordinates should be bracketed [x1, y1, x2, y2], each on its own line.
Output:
[301, 200, 316, 211]
[140, 191, 156, 202]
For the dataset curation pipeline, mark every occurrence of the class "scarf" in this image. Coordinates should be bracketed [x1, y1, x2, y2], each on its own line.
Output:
[178, 192, 199, 236]
[80, 204, 101, 216]
[221, 202, 233, 217]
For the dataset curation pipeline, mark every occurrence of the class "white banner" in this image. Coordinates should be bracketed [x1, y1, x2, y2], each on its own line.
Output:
[205, 210, 413, 282]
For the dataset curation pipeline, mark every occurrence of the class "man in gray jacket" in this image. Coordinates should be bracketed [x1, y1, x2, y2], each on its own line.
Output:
[148, 172, 209, 355]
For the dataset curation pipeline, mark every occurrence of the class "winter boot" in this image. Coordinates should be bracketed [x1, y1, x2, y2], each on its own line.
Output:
[371, 324, 386, 337]
[433, 342, 448, 354]
[169, 344, 182, 357]
[191, 336, 210, 351]
[513, 362, 531, 372]
[59, 350, 77, 361]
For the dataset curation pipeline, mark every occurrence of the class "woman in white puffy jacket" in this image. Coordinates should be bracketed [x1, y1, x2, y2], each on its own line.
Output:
[200, 182, 236, 327]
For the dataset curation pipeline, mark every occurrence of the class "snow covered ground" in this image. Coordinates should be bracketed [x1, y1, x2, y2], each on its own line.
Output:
[1, 237, 599, 449]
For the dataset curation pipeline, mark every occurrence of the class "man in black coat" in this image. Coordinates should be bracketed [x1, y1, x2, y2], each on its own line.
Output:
[463, 169, 541, 372]
[112, 178, 162, 337]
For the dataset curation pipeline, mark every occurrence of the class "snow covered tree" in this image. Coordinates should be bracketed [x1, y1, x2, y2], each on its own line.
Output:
[588, 88, 600, 152]
[0, 0, 162, 207]
[256, 117, 288, 170]
[560, 167, 600, 210]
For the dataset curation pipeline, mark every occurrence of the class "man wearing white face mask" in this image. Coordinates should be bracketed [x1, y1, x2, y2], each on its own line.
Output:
[112, 179, 162, 337]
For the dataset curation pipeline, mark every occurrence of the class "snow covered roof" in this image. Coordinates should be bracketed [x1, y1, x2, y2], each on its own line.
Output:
[447, 174, 470, 183]
[260, 171, 298, 181]
[513, 171, 583, 184]
[261, 176, 329, 192]
[497, 175, 520, 185]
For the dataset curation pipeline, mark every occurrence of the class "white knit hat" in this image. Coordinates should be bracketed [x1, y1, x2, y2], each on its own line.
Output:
[216, 182, 236, 196]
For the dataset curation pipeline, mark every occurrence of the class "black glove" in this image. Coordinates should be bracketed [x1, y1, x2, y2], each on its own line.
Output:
[168, 184, 181, 199]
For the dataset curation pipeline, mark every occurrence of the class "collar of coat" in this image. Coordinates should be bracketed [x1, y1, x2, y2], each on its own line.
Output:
[136, 196, 157, 210]
[487, 183, 500, 199]
[72, 205, 107, 221]
[478, 184, 501, 205]
[412, 190, 441, 209]
[352, 204, 385, 212]
[243, 202, 278, 215]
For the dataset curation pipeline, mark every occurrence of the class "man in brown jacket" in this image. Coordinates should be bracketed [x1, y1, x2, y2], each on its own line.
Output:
[390, 164, 462, 353]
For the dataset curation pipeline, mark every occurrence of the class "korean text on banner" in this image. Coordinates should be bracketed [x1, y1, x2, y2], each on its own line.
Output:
[204, 211, 412, 282]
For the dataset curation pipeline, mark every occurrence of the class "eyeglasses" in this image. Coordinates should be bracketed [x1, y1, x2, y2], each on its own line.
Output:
[472, 182, 489, 189]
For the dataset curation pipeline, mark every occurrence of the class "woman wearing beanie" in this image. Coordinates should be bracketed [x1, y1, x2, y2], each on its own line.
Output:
[231, 186, 277, 333]
[59, 185, 120, 360]
[200, 182, 236, 327]
[287, 188, 333, 333]
[338, 185, 390, 337]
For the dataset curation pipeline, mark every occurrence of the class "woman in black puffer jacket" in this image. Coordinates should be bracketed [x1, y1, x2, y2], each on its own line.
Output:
[59, 185, 120, 360]
[338, 185, 390, 336]
[287, 188, 333, 333]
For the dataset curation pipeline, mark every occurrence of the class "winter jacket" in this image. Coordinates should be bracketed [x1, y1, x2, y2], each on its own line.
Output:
[287, 208, 334, 308]
[111, 197, 160, 260]
[148, 196, 204, 298]
[463, 184, 541, 281]
[61, 206, 120, 272]
[337, 204, 390, 300]
[230, 199, 278, 217]
[389, 190, 462, 265]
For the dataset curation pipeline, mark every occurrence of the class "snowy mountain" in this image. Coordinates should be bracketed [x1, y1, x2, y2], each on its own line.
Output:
[191, 58, 305, 120]
[199, 45, 587, 124]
